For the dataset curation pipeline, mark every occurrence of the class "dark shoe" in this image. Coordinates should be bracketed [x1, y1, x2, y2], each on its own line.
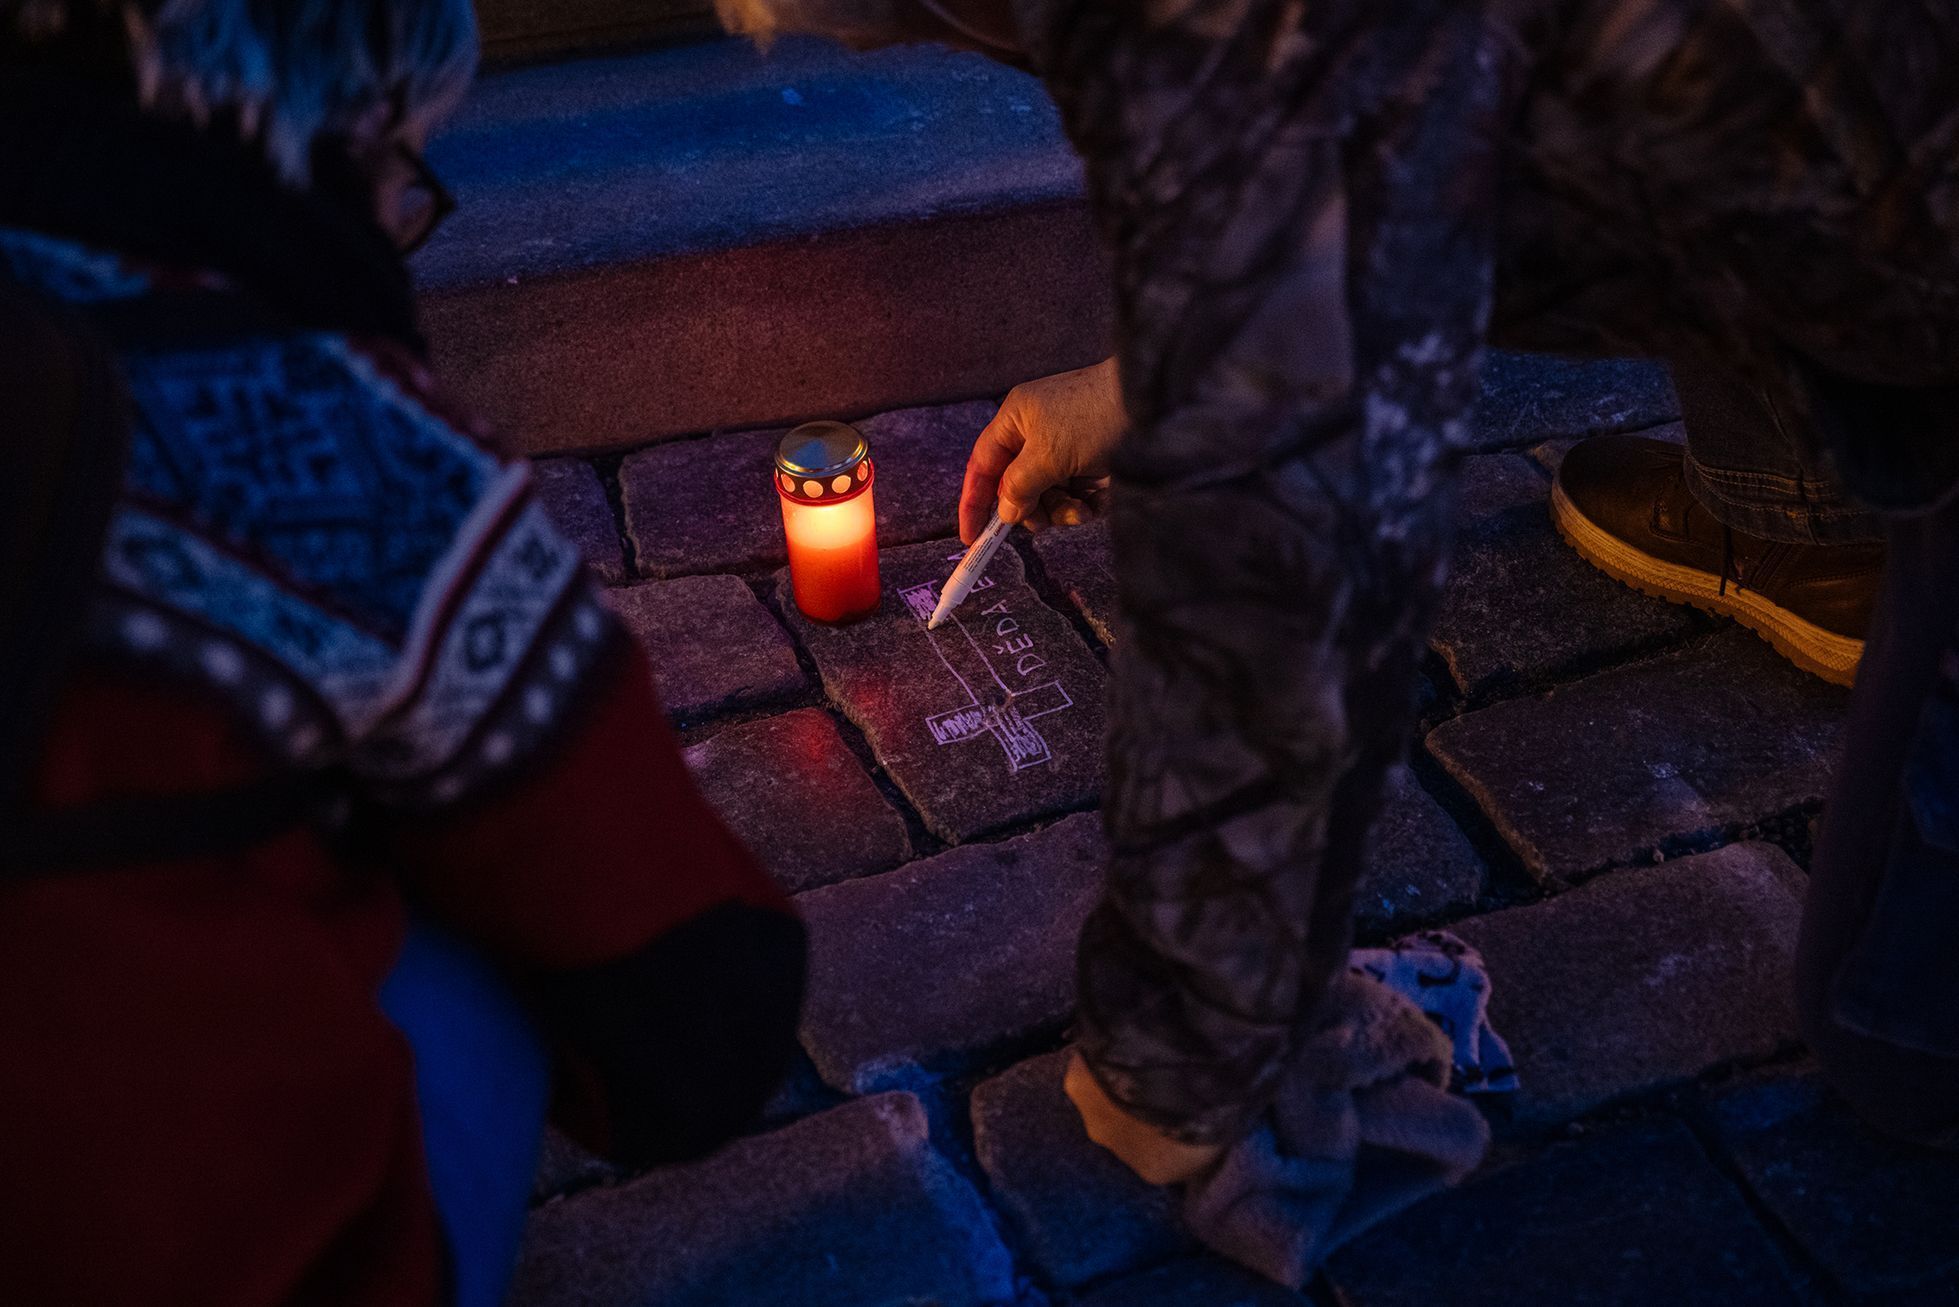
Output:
[1551, 434, 1882, 686]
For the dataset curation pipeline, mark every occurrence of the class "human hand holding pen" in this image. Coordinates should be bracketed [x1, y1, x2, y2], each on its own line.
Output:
[957, 356, 1127, 544]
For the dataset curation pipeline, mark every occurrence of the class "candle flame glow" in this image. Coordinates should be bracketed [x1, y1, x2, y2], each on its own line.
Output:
[780, 482, 880, 621]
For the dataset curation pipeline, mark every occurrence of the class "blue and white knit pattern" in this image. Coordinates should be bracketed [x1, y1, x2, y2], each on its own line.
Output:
[121, 336, 497, 642]
[6, 227, 610, 807]
[0, 227, 151, 302]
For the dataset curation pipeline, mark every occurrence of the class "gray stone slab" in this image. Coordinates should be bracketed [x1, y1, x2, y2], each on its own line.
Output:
[1329, 1118, 1804, 1306]
[478, 0, 712, 63]
[1030, 520, 1118, 647]
[607, 574, 805, 723]
[1433, 517, 1700, 701]
[1427, 629, 1846, 881]
[1529, 438, 1581, 478]
[1469, 352, 1679, 452]
[1451, 843, 1804, 1126]
[421, 38, 1080, 292]
[684, 709, 911, 894]
[1529, 422, 1685, 478]
[1432, 453, 1698, 698]
[797, 814, 1107, 1093]
[510, 1093, 1016, 1307]
[531, 1127, 617, 1204]
[1455, 451, 1551, 521]
[781, 539, 1106, 843]
[620, 429, 783, 578]
[1076, 1258, 1308, 1306]
[1026, 461, 1690, 706]
[424, 199, 1109, 458]
[970, 1050, 1193, 1287]
[759, 1050, 846, 1128]
[1708, 1074, 1959, 1298]
[531, 457, 628, 584]
[620, 400, 993, 579]
[1355, 766, 1486, 933]
[419, 39, 1107, 453]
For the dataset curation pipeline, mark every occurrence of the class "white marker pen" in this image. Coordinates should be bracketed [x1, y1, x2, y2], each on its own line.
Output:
[928, 509, 1013, 629]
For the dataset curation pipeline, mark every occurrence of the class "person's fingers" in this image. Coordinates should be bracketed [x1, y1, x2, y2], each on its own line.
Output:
[1038, 486, 1089, 529]
[996, 444, 1059, 528]
[959, 406, 1025, 543]
[1075, 481, 1112, 521]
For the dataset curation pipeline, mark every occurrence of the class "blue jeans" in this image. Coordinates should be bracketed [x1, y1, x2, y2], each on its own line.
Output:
[1672, 360, 1889, 545]
[1798, 496, 1959, 1148]
[379, 922, 551, 1307]
[1669, 358, 1959, 1147]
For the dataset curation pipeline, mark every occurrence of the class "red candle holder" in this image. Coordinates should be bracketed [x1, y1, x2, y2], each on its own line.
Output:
[776, 421, 881, 623]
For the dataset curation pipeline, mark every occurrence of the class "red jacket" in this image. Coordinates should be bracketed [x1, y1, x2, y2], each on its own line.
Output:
[0, 226, 801, 1305]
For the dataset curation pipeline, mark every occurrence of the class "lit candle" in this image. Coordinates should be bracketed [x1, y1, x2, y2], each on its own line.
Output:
[776, 421, 881, 623]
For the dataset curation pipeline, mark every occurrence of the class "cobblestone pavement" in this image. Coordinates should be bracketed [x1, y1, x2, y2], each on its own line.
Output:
[518, 354, 1959, 1307]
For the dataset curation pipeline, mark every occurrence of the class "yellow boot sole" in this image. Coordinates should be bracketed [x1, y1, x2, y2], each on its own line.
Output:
[1550, 479, 1863, 687]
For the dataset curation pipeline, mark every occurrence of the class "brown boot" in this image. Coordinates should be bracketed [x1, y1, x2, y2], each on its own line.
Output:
[1551, 435, 1882, 686]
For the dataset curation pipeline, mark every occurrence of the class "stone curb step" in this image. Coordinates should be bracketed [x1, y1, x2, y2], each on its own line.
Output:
[512, 1093, 1017, 1306]
[416, 35, 1111, 455]
[479, 0, 719, 66]
[421, 32, 1683, 459]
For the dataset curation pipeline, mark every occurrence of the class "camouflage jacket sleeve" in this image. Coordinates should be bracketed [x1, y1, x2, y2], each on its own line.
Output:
[1022, 0, 1508, 1145]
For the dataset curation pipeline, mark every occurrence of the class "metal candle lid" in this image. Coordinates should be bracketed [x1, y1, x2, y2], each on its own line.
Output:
[776, 421, 873, 504]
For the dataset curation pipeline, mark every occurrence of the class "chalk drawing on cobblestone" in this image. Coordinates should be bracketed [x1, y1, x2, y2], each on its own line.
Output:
[900, 578, 1073, 772]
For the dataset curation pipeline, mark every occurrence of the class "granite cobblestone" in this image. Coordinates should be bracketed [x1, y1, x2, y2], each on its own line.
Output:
[620, 399, 992, 579]
[1706, 1074, 1959, 1298]
[796, 813, 1107, 1093]
[1355, 765, 1485, 933]
[1451, 842, 1805, 1126]
[531, 456, 630, 583]
[1470, 351, 1678, 452]
[1428, 630, 1845, 881]
[684, 708, 911, 894]
[1028, 521, 1117, 648]
[523, 360, 1926, 1307]
[608, 573, 807, 723]
[970, 1050, 1193, 1288]
[511, 1093, 1016, 1307]
[1431, 453, 1699, 698]
[1329, 1118, 1805, 1306]
[782, 538, 1106, 843]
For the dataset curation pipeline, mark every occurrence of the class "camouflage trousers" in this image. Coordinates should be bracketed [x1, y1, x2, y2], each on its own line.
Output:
[1020, 0, 1959, 1144]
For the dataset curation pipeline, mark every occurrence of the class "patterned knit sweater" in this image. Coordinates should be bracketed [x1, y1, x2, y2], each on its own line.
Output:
[0, 227, 798, 1306]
